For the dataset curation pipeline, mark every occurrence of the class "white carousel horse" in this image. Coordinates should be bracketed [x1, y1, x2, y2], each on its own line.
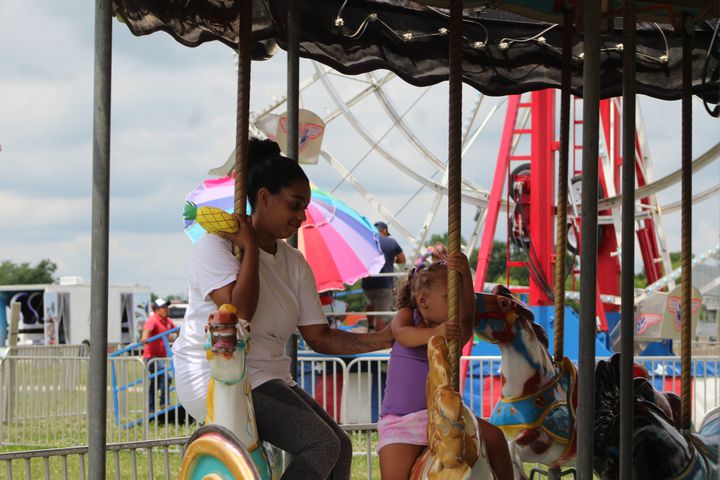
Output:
[474, 287, 577, 478]
[178, 304, 274, 480]
[475, 286, 720, 479]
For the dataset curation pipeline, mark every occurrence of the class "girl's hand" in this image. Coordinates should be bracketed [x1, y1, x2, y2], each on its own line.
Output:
[446, 252, 471, 278]
[434, 321, 462, 341]
[220, 214, 257, 251]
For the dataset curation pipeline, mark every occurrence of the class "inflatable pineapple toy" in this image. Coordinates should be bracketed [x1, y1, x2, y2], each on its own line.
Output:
[178, 304, 276, 480]
[184, 202, 240, 235]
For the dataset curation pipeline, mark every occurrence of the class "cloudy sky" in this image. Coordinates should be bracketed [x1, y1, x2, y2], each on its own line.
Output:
[1, 0, 718, 298]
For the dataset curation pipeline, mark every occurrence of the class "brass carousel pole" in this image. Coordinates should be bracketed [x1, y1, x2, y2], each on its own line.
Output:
[680, 12, 694, 434]
[447, 0, 463, 392]
[548, 10, 574, 480]
[553, 8, 574, 367]
[234, 2, 252, 227]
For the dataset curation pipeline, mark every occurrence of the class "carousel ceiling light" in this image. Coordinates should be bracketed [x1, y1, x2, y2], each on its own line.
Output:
[330, 5, 675, 67]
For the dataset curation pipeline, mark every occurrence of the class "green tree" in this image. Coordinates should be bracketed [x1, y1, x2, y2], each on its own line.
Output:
[0, 259, 58, 285]
[428, 233, 529, 287]
[425, 232, 466, 248]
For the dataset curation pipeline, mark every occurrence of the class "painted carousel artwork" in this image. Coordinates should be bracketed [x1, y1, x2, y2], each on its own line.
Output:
[410, 336, 493, 479]
[178, 304, 276, 480]
[474, 286, 720, 479]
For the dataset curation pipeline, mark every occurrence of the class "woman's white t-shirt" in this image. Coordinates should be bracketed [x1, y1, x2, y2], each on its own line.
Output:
[172, 235, 327, 419]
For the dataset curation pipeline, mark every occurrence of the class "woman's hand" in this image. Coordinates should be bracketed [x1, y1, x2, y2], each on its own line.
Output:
[433, 321, 462, 341]
[446, 252, 471, 278]
[377, 323, 395, 348]
[219, 214, 257, 251]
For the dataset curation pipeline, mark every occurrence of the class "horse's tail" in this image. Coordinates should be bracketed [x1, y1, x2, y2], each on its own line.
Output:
[593, 356, 620, 456]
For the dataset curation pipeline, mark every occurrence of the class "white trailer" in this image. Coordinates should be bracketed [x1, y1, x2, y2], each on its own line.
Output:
[0, 277, 151, 346]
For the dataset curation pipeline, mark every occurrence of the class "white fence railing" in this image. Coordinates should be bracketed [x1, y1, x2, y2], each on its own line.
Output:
[2, 351, 720, 460]
[0, 425, 380, 480]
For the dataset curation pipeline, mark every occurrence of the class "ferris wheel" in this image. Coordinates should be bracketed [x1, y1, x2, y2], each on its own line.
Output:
[242, 59, 719, 320]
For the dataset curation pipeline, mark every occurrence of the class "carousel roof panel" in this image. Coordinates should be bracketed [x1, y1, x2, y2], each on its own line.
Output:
[411, 1, 718, 25]
[112, 0, 719, 103]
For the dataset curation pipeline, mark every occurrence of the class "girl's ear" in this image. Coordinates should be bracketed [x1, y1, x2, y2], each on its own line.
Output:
[415, 291, 427, 307]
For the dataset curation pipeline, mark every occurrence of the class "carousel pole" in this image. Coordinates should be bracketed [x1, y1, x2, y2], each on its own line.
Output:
[548, 10, 573, 480]
[553, 8, 574, 366]
[447, 0, 463, 392]
[576, 2, 601, 478]
[88, 0, 112, 477]
[286, 0, 301, 385]
[619, 2, 637, 478]
[234, 2, 252, 224]
[287, 0, 300, 161]
[680, 12, 694, 434]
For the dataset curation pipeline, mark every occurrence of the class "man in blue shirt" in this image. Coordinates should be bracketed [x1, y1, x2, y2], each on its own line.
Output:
[361, 222, 406, 331]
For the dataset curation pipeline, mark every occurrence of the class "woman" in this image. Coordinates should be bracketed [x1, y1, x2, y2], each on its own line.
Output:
[172, 138, 393, 480]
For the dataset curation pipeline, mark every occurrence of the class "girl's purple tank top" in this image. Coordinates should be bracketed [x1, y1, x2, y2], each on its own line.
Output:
[380, 309, 429, 417]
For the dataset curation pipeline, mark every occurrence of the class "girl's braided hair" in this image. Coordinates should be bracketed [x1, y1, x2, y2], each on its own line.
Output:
[395, 262, 448, 309]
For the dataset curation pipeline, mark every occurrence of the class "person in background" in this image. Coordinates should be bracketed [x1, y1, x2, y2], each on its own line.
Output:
[415, 242, 448, 267]
[142, 298, 177, 413]
[362, 221, 406, 331]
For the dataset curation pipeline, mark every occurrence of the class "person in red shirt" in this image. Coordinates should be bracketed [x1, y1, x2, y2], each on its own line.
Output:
[142, 298, 177, 412]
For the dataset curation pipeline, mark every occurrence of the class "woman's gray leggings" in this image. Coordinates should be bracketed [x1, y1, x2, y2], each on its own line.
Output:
[252, 379, 352, 480]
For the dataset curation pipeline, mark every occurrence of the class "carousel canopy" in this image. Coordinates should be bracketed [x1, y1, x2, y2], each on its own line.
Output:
[113, 0, 719, 103]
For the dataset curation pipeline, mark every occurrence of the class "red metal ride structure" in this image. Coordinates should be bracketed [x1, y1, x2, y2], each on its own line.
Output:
[463, 90, 669, 375]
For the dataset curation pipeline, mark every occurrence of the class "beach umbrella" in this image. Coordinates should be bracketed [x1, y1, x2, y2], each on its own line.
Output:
[183, 176, 385, 292]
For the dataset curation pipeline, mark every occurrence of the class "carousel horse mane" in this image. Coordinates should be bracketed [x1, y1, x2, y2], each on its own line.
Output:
[594, 354, 718, 480]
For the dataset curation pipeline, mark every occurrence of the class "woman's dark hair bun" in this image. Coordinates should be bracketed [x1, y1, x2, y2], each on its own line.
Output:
[248, 137, 281, 167]
[246, 136, 309, 211]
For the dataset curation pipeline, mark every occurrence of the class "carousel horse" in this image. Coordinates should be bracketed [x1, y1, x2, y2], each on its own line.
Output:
[474, 286, 577, 478]
[179, 304, 276, 480]
[594, 354, 720, 479]
[476, 286, 720, 479]
[410, 335, 495, 479]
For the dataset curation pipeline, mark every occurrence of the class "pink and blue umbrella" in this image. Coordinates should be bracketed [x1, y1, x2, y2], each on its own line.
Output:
[184, 176, 385, 292]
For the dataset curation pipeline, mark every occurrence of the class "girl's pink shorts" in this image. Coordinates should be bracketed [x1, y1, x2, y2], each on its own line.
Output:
[376, 409, 429, 453]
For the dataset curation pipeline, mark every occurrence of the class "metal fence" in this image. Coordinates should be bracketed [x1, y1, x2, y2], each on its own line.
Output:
[7, 345, 89, 358]
[2, 350, 720, 477]
[0, 426, 379, 480]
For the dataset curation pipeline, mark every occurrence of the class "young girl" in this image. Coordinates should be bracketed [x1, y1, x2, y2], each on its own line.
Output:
[378, 254, 513, 480]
